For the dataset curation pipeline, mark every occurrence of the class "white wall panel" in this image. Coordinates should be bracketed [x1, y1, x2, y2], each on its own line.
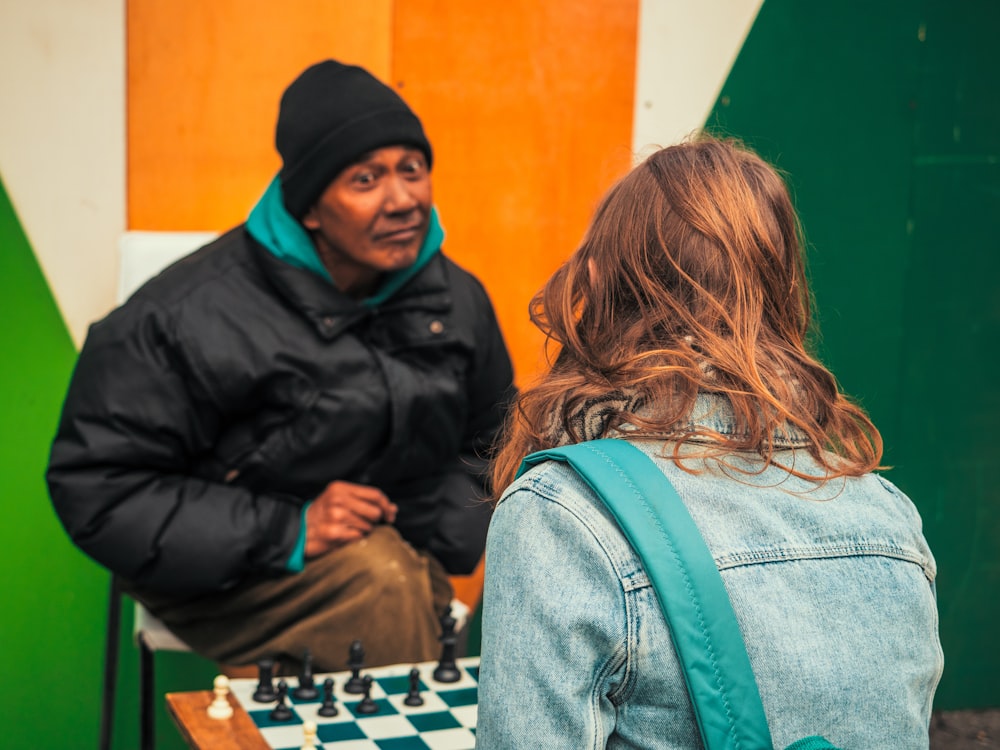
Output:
[0, 0, 125, 346]
[633, 0, 763, 159]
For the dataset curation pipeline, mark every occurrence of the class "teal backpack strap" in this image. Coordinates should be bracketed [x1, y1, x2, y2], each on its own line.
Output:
[784, 738, 840, 750]
[518, 438, 774, 750]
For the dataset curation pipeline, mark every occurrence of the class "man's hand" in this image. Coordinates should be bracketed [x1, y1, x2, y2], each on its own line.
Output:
[304, 480, 398, 558]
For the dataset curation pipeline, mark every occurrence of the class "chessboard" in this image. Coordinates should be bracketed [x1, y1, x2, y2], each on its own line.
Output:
[223, 656, 480, 750]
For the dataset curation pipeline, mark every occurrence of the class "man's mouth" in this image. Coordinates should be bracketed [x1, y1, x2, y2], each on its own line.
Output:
[375, 224, 423, 242]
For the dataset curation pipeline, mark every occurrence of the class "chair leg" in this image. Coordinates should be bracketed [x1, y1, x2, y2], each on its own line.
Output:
[139, 634, 155, 750]
[100, 576, 122, 750]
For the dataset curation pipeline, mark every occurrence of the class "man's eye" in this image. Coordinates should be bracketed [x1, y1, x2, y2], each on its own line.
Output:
[402, 159, 427, 175]
[353, 172, 376, 186]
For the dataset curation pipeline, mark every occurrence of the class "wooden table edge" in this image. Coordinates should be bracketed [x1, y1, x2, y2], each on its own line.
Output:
[166, 690, 270, 750]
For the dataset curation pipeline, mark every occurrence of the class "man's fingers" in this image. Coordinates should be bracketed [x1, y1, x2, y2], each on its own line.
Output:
[311, 503, 375, 532]
[303, 524, 364, 558]
[316, 481, 397, 522]
[303, 481, 399, 558]
[343, 484, 397, 519]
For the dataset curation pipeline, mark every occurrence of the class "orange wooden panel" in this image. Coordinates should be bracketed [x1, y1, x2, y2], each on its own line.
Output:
[449, 557, 486, 610]
[127, 0, 392, 231]
[393, 0, 639, 384]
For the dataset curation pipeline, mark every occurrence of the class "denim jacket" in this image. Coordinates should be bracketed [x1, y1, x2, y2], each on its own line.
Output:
[478, 396, 942, 749]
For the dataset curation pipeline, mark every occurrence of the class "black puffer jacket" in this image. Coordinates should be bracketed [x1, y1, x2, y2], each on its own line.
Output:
[47, 227, 515, 596]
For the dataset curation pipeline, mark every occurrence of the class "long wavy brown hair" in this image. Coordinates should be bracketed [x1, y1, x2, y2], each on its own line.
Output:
[491, 136, 882, 493]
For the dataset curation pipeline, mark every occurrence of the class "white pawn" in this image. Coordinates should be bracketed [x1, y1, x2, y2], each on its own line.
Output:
[301, 720, 318, 750]
[207, 674, 234, 720]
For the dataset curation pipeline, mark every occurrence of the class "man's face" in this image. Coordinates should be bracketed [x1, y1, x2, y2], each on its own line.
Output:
[302, 145, 432, 297]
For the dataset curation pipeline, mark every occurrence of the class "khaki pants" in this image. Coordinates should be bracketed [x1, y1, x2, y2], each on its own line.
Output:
[130, 526, 454, 673]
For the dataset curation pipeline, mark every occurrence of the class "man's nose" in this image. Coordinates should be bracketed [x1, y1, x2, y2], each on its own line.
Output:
[384, 175, 420, 213]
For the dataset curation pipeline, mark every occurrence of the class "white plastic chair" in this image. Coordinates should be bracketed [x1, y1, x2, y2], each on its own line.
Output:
[100, 232, 215, 750]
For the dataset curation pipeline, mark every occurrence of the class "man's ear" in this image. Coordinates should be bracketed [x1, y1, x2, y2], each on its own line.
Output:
[301, 205, 319, 231]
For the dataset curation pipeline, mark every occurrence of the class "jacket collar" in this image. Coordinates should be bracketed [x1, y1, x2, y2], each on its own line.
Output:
[249, 231, 452, 340]
[547, 390, 812, 450]
[681, 392, 811, 449]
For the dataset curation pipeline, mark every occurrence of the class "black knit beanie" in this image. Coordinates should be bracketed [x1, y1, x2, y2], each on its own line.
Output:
[276, 60, 433, 218]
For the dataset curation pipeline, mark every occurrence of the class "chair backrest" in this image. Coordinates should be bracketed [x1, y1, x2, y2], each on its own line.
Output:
[118, 230, 217, 303]
[118, 231, 216, 652]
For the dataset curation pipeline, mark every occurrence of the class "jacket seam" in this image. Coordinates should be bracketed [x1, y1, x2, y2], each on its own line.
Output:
[716, 545, 935, 580]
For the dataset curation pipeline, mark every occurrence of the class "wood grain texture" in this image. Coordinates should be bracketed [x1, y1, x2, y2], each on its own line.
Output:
[166, 690, 270, 750]
[127, 0, 392, 230]
[392, 0, 639, 382]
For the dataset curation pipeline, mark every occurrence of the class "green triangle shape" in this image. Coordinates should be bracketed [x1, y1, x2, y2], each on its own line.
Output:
[0, 174, 111, 747]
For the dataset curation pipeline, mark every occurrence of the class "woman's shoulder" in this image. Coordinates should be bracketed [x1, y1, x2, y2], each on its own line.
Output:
[634, 442, 937, 579]
[493, 458, 646, 584]
[497, 440, 936, 584]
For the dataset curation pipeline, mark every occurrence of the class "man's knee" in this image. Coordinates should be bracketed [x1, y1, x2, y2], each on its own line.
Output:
[344, 526, 434, 603]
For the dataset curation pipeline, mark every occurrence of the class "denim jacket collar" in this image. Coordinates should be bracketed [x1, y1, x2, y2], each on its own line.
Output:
[677, 392, 812, 449]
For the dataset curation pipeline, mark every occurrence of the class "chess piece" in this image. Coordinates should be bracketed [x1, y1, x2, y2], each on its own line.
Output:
[344, 639, 366, 694]
[317, 677, 339, 717]
[433, 607, 461, 682]
[301, 720, 318, 750]
[270, 679, 294, 722]
[207, 674, 234, 720]
[404, 667, 424, 706]
[355, 675, 378, 714]
[292, 648, 319, 701]
[253, 657, 277, 703]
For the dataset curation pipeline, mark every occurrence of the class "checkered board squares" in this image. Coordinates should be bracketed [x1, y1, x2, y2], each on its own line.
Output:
[228, 657, 479, 749]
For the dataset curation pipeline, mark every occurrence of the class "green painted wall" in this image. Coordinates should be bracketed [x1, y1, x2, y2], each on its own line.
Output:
[0, 177, 214, 748]
[708, 0, 1000, 709]
[0, 176, 104, 745]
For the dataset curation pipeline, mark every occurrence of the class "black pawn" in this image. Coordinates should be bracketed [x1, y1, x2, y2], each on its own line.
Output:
[355, 675, 378, 715]
[292, 648, 319, 701]
[317, 677, 339, 717]
[252, 657, 277, 703]
[344, 639, 366, 694]
[433, 608, 461, 683]
[403, 667, 424, 707]
[269, 680, 294, 722]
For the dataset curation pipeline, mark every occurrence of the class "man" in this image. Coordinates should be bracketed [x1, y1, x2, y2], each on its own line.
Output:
[47, 60, 515, 671]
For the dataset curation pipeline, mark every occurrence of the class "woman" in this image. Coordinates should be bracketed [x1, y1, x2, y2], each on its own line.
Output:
[478, 137, 942, 748]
